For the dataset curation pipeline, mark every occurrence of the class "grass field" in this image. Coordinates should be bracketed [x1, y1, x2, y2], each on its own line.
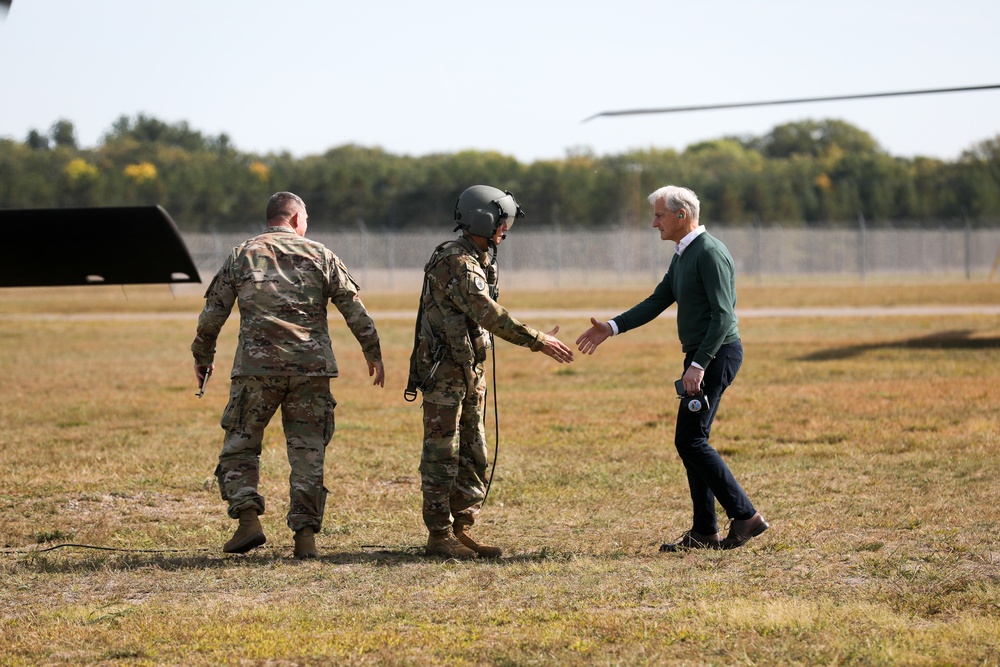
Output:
[1, 282, 998, 666]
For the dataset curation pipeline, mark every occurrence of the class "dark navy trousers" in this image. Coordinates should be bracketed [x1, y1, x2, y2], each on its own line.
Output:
[676, 340, 756, 534]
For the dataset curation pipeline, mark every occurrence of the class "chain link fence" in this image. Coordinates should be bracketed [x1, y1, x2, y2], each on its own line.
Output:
[182, 222, 1000, 292]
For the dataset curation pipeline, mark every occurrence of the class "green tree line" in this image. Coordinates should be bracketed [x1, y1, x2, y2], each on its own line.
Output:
[2, 114, 998, 231]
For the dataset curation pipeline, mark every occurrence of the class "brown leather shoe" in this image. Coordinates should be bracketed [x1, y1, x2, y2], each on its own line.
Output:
[425, 530, 477, 559]
[659, 529, 722, 552]
[223, 509, 266, 554]
[454, 526, 503, 558]
[721, 512, 769, 550]
[293, 526, 318, 559]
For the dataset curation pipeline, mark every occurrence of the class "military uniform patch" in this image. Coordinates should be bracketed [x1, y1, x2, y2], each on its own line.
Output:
[474, 276, 486, 292]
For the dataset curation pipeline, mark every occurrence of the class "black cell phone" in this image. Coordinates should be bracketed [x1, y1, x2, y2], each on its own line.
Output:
[674, 379, 685, 396]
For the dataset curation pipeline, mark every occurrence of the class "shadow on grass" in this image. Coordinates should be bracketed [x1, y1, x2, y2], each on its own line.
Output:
[799, 329, 1000, 361]
[7, 544, 553, 573]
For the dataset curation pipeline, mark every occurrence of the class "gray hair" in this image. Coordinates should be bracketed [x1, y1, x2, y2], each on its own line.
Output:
[648, 185, 700, 221]
[266, 191, 306, 222]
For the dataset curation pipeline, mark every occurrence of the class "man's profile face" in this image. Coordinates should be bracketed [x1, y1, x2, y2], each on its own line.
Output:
[652, 198, 683, 243]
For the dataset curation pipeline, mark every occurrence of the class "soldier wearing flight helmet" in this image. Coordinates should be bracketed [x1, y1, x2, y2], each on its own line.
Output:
[406, 185, 574, 559]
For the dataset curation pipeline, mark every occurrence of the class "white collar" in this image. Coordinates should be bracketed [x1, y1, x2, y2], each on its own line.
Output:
[675, 225, 706, 256]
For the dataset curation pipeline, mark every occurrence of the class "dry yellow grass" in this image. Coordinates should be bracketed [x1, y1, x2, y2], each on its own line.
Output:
[0, 282, 998, 666]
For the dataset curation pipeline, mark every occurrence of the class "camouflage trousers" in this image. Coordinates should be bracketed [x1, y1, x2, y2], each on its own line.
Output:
[419, 363, 488, 533]
[215, 375, 336, 532]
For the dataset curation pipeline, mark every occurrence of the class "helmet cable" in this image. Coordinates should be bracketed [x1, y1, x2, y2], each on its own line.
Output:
[481, 243, 501, 508]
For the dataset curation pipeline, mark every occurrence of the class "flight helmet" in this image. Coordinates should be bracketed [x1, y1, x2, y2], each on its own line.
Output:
[453, 185, 524, 238]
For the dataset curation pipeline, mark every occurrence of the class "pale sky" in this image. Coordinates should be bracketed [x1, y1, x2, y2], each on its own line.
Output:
[2, 1, 998, 163]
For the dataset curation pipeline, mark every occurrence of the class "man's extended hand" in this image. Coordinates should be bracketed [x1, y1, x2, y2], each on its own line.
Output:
[368, 360, 385, 387]
[539, 326, 574, 363]
[575, 317, 612, 355]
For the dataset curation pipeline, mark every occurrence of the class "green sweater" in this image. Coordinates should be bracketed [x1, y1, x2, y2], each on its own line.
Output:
[612, 231, 740, 368]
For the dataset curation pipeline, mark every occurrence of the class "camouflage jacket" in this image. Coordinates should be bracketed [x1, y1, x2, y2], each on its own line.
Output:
[415, 235, 544, 371]
[192, 226, 381, 377]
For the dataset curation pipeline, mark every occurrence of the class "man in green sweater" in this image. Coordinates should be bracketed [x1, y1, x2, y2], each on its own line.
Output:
[576, 185, 768, 551]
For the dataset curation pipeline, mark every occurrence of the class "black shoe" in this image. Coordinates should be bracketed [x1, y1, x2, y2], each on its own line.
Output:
[659, 529, 722, 552]
[720, 512, 769, 550]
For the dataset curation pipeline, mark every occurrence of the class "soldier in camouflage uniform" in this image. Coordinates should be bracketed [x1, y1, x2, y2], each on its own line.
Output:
[192, 191, 384, 559]
[406, 185, 574, 559]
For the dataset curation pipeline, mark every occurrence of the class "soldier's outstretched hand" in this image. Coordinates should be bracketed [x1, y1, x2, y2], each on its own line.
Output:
[539, 326, 574, 364]
[368, 360, 385, 387]
[576, 317, 612, 355]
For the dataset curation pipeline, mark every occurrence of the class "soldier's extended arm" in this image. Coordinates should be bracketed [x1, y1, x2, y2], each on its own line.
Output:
[447, 262, 572, 362]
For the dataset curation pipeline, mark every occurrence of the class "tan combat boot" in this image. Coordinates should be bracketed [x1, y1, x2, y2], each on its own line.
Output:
[223, 509, 266, 554]
[454, 525, 503, 558]
[293, 526, 318, 559]
[425, 530, 477, 559]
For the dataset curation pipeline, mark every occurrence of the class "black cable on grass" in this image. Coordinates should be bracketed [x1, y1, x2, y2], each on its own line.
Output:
[0, 543, 215, 555]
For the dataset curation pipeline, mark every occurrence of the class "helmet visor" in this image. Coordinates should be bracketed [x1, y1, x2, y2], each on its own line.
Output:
[495, 191, 524, 231]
